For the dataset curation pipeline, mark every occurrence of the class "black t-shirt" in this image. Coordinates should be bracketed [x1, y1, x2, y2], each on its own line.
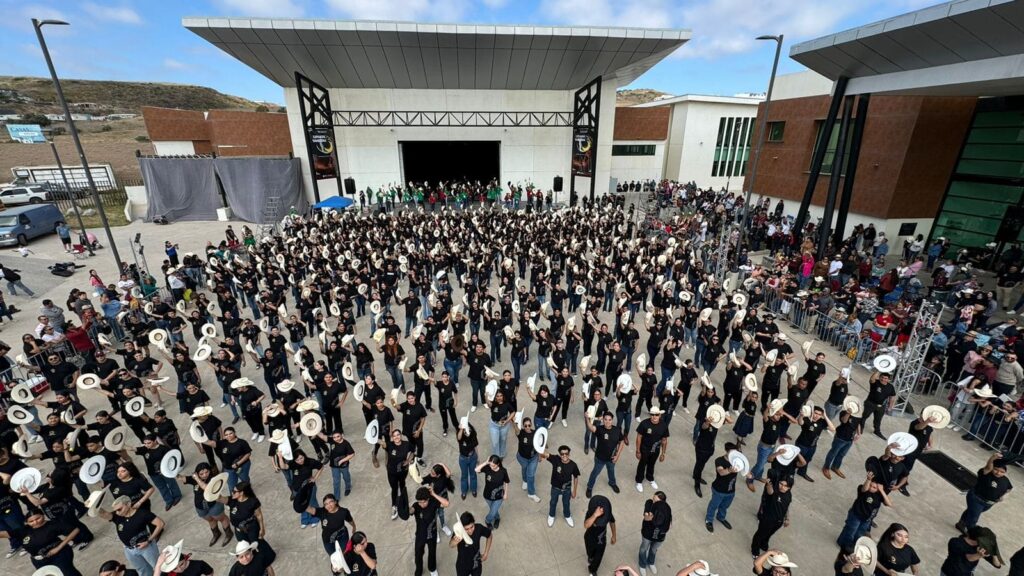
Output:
[760, 417, 782, 446]
[534, 393, 555, 420]
[972, 469, 1013, 501]
[940, 536, 982, 576]
[412, 498, 440, 539]
[228, 542, 277, 576]
[455, 524, 491, 576]
[134, 444, 171, 476]
[876, 540, 921, 574]
[482, 466, 509, 501]
[489, 402, 512, 424]
[110, 475, 153, 506]
[458, 426, 479, 457]
[851, 485, 884, 520]
[328, 439, 355, 469]
[584, 495, 615, 545]
[867, 381, 896, 405]
[218, 438, 252, 469]
[711, 456, 738, 493]
[177, 560, 215, 576]
[398, 402, 428, 435]
[795, 418, 828, 448]
[637, 418, 669, 453]
[827, 380, 848, 406]
[290, 458, 322, 486]
[592, 425, 622, 461]
[229, 496, 261, 529]
[517, 429, 537, 460]
[112, 509, 157, 547]
[312, 505, 353, 548]
[758, 486, 792, 523]
[640, 498, 672, 542]
[546, 454, 580, 489]
[21, 522, 68, 556]
[386, 441, 414, 473]
[345, 543, 378, 576]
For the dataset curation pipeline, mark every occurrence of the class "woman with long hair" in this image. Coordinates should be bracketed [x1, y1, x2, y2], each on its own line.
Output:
[380, 334, 406, 390]
[876, 522, 921, 575]
[220, 481, 264, 543]
[179, 463, 234, 546]
[382, 428, 414, 520]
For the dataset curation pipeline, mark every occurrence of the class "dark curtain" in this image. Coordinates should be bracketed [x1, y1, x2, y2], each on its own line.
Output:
[139, 157, 222, 222]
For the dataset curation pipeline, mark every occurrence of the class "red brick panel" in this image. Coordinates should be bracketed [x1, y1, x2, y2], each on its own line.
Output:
[206, 110, 292, 157]
[613, 107, 670, 141]
[141, 106, 210, 142]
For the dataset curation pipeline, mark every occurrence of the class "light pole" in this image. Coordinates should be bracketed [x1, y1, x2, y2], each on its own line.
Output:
[738, 34, 783, 260]
[49, 141, 93, 255]
[33, 18, 122, 270]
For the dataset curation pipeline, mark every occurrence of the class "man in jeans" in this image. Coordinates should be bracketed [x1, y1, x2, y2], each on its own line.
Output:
[134, 434, 182, 510]
[638, 491, 672, 576]
[706, 442, 742, 532]
[823, 408, 863, 479]
[746, 400, 794, 492]
[542, 445, 580, 527]
[956, 452, 1013, 533]
[585, 411, 624, 497]
[862, 371, 896, 439]
[0, 264, 33, 297]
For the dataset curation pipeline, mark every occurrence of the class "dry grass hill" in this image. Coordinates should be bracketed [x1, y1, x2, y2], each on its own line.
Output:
[616, 88, 673, 107]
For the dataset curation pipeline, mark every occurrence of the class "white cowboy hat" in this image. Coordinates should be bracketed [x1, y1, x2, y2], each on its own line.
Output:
[579, 355, 591, 371]
[801, 401, 814, 418]
[787, 363, 799, 378]
[76, 373, 102, 390]
[342, 362, 356, 382]
[364, 420, 379, 445]
[765, 349, 779, 363]
[532, 426, 549, 453]
[699, 308, 712, 322]
[264, 403, 282, 418]
[276, 379, 296, 393]
[767, 552, 798, 568]
[853, 536, 878, 574]
[353, 382, 366, 402]
[160, 449, 185, 479]
[921, 405, 951, 429]
[203, 472, 230, 502]
[701, 373, 713, 389]
[231, 539, 260, 557]
[727, 450, 750, 476]
[104, 426, 127, 452]
[10, 467, 42, 493]
[372, 328, 387, 344]
[453, 520, 473, 545]
[175, 300, 186, 314]
[79, 454, 106, 485]
[649, 407, 665, 416]
[201, 323, 218, 339]
[188, 421, 208, 443]
[148, 328, 169, 349]
[511, 300, 520, 315]
[32, 567, 63, 576]
[886, 432, 919, 457]
[12, 437, 30, 458]
[277, 303, 287, 318]
[159, 540, 185, 572]
[144, 302, 155, 315]
[775, 444, 801, 465]
[357, 284, 368, 296]
[230, 377, 255, 390]
[459, 416, 470, 432]
[514, 410, 524, 427]
[190, 406, 214, 419]
[330, 303, 342, 317]
[732, 292, 747, 307]
[873, 354, 897, 374]
[973, 385, 996, 398]
[259, 317, 270, 332]
[85, 486, 111, 517]
[706, 404, 727, 429]
[296, 399, 320, 412]
[10, 382, 34, 404]
[574, 285, 586, 296]
[124, 396, 146, 418]
[801, 340, 813, 355]
[843, 396, 863, 416]
[767, 398, 786, 417]
[300, 413, 323, 437]
[743, 374, 759, 393]
[7, 404, 33, 425]
[485, 380, 498, 402]
[617, 373, 634, 393]
[635, 353, 648, 371]
[330, 540, 350, 573]
[370, 301, 382, 315]
[269, 429, 288, 444]
[193, 345, 213, 362]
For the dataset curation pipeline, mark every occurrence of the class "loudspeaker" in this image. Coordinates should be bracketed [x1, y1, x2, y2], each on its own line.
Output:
[344, 177, 356, 196]
[996, 205, 1024, 242]
[553, 176, 563, 192]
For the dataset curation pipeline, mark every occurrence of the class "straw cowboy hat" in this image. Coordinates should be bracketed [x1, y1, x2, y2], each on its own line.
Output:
[706, 405, 727, 429]
[124, 396, 146, 418]
[230, 377, 255, 390]
[853, 536, 877, 574]
[10, 382, 34, 404]
[159, 540, 186, 573]
[160, 449, 185, 478]
[76, 373, 102, 390]
[743, 374, 759, 393]
[300, 413, 323, 437]
[276, 379, 296, 393]
[203, 473, 230, 502]
[921, 405, 951, 429]
[842, 396, 863, 416]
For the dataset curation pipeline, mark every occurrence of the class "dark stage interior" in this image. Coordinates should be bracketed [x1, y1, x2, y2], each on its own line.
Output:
[401, 141, 500, 185]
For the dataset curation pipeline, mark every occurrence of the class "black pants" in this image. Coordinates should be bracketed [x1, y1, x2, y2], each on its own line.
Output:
[411, 432, 425, 458]
[678, 384, 692, 408]
[324, 407, 344, 435]
[440, 404, 457, 433]
[242, 410, 265, 436]
[863, 400, 885, 434]
[414, 535, 437, 576]
[760, 388, 779, 411]
[415, 383, 433, 410]
[635, 390, 654, 417]
[723, 387, 741, 411]
[635, 446, 660, 483]
[585, 537, 607, 574]
[751, 518, 784, 555]
[388, 468, 408, 507]
[555, 395, 571, 421]
[693, 449, 714, 482]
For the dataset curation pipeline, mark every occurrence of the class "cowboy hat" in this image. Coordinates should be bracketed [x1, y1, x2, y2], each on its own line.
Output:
[104, 426, 127, 452]
[973, 384, 996, 398]
[765, 349, 779, 363]
[7, 404, 33, 425]
[76, 373, 102, 390]
[193, 345, 213, 362]
[273, 379, 295, 393]
[341, 361, 356, 382]
[369, 301, 382, 315]
[12, 437, 30, 458]
[574, 285, 586, 296]
[10, 382, 33, 404]
[188, 421, 208, 443]
[159, 540, 185, 573]
[148, 328, 169, 349]
[230, 540, 259, 556]
[485, 380, 498, 402]
[124, 396, 146, 418]
[617, 373, 634, 393]
[886, 432, 919, 457]
[873, 354, 897, 374]
[85, 486, 110, 517]
[853, 536, 877, 574]
[372, 328, 387, 344]
[10, 467, 41, 493]
[801, 340, 813, 355]
[775, 444, 801, 465]
[532, 426, 549, 453]
[727, 450, 750, 476]
[269, 429, 288, 444]
[649, 407, 665, 416]
[842, 396, 863, 416]
[363, 420, 379, 445]
[296, 399, 320, 412]
[79, 454, 107, 485]
[230, 377, 255, 390]
[453, 519, 473, 545]
[766, 552, 798, 568]
[768, 399, 786, 417]
[579, 355, 591, 371]
[330, 303, 342, 317]
[699, 308, 713, 322]
[635, 353, 648, 371]
[330, 540, 349, 573]
[200, 322, 217, 338]
[353, 382, 366, 402]
[700, 373, 713, 389]
[743, 374, 759, 393]
[31, 567, 63, 576]
[203, 473, 230, 502]
[732, 292, 747, 307]
[801, 401, 814, 418]
[706, 405, 727, 429]
[921, 405, 951, 429]
[160, 449, 185, 478]
[259, 317, 270, 332]
[190, 406, 214, 419]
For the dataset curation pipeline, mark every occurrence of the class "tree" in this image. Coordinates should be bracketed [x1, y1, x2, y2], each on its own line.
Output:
[20, 113, 50, 127]
[255, 105, 269, 113]
[276, 106, 286, 113]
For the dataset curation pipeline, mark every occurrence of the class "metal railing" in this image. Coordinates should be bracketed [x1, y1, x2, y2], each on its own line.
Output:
[911, 374, 1023, 460]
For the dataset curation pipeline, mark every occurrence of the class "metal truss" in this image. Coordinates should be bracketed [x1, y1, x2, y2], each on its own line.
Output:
[894, 300, 944, 415]
[332, 110, 571, 128]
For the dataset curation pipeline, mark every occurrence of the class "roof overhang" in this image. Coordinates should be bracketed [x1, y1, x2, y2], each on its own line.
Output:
[790, 0, 1024, 96]
[184, 18, 689, 91]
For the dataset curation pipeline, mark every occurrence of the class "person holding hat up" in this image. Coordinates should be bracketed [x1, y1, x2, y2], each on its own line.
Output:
[862, 372, 896, 440]
[836, 470, 892, 552]
[754, 549, 797, 575]
[957, 451, 1013, 533]
[792, 406, 835, 482]
[154, 541, 215, 576]
[451, 511, 492, 576]
[941, 525, 1003, 575]
[19, 509, 84, 576]
[636, 490, 671, 576]
[228, 538, 278, 576]
[583, 494, 617, 576]
[178, 463, 233, 547]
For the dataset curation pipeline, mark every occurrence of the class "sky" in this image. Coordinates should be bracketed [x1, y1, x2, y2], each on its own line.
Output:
[0, 0, 944, 105]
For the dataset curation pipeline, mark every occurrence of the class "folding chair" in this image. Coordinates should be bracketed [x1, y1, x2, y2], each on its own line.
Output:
[70, 244, 88, 260]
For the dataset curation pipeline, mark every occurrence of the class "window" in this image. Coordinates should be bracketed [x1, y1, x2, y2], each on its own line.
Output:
[711, 116, 754, 177]
[810, 120, 853, 176]
[612, 144, 656, 156]
[767, 121, 785, 142]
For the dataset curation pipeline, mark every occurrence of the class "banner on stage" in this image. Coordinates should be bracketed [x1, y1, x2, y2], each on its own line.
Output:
[310, 126, 339, 180]
[572, 125, 594, 177]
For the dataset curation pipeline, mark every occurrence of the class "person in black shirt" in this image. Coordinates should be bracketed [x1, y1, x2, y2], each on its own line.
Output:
[20, 510, 84, 576]
[542, 444, 580, 527]
[394, 391, 428, 463]
[957, 452, 1013, 532]
[179, 462, 233, 546]
[203, 427, 251, 491]
[863, 372, 896, 438]
[836, 470, 892, 552]
[411, 486, 449, 576]
[824, 375, 849, 422]
[583, 494, 616, 575]
[750, 474, 793, 556]
[320, 430, 355, 499]
[456, 423, 480, 499]
[512, 417, 541, 502]
[228, 538, 278, 576]
[382, 428, 414, 520]
[584, 411, 624, 497]
[793, 406, 834, 482]
[96, 495, 166, 574]
[705, 442, 742, 532]
[305, 493, 356, 555]
[451, 511, 493, 576]
[638, 490, 672, 574]
[475, 454, 509, 529]
[634, 408, 669, 492]
[941, 527, 1004, 576]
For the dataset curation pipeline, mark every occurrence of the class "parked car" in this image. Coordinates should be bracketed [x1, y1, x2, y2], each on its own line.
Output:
[0, 204, 64, 246]
[0, 185, 50, 206]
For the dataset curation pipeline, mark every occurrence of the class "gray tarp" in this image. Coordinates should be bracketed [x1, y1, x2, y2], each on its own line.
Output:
[214, 157, 307, 224]
[140, 157, 222, 222]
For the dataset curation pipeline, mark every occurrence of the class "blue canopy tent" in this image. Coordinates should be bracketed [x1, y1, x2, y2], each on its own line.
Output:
[312, 196, 354, 210]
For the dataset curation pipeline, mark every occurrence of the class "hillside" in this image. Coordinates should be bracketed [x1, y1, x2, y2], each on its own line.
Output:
[616, 88, 673, 107]
[0, 76, 269, 115]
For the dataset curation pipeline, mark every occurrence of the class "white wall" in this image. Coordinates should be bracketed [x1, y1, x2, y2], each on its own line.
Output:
[152, 141, 195, 156]
[666, 100, 759, 191]
[610, 141, 665, 182]
[770, 70, 834, 101]
[285, 86, 620, 202]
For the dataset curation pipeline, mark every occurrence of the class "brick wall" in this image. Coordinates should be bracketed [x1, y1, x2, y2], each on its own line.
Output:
[142, 107, 292, 157]
[613, 107, 670, 141]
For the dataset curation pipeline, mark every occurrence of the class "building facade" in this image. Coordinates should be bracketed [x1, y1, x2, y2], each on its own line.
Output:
[142, 106, 293, 157]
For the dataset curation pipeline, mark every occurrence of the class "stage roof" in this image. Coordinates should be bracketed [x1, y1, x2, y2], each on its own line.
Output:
[184, 18, 689, 91]
[790, 0, 1024, 96]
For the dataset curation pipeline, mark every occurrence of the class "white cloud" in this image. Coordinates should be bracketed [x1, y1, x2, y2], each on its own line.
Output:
[327, 0, 471, 22]
[215, 0, 305, 18]
[163, 58, 189, 70]
[82, 2, 143, 25]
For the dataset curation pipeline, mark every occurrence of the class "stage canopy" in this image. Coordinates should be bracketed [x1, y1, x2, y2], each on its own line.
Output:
[183, 18, 689, 91]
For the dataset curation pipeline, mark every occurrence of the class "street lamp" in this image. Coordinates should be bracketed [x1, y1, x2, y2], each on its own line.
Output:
[50, 142, 93, 255]
[33, 18, 123, 270]
[738, 33, 784, 262]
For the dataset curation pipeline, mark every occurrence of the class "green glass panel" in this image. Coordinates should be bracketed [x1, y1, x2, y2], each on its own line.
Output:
[947, 181, 1023, 203]
[956, 158, 1024, 178]
[967, 127, 1024, 144]
[961, 143, 1024, 162]
[935, 212, 1001, 235]
[973, 110, 1024, 128]
[941, 195, 1012, 218]
[931, 225, 994, 248]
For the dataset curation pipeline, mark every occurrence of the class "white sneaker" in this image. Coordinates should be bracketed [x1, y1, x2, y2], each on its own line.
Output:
[471, 406, 477, 413]
[28, 436, 42, 444]
[257, 435, 265, 443]
[683, 407, 691, 414]
[219, 403, 227, 408]
[649, 565, 658, 574]
[529, 494, 541, 503]
[649, 480, 659, 490]
[300, 524, 307, 529]
[250, 433, 258, 440]
[565, 516, 575, 527]
[522, 481, 528, 491]
[639, 568, 647, 576]
[636, 483, 644, 493]
[635, 417, 641, 423]
[561, 419, 567, 428]
[442, 526, 453, 537]
[431, 572, 439, 576]
[547, 516, 555, 527]
[390, 506, 398, 520]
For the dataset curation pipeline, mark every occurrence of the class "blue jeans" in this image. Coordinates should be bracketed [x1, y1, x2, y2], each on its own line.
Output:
[750, 443, 774, 481]
[516, 454, 539, 496]
[489, 421, 510, 458]
[586, 457, 617, 490]
[444, 358, 463, 387]
[470, 379, 485, 407]
[705, 489, 735, 523]
[150, 474, 182, 506]
[124, 540, 160, 574]
[837, 509, 872, 550]
[386, 365, 405, 390]
[823, 438, 853, 470]
[459, 452, 478, 496]
[0, 504, 25, 552]
[227, 461, 251, 492]
[332, 466, 352, 499]
[298, 484, 318, 526]
[485, 498, 503, 525]
[638, 538, 663, 570]
[958, 490, 993, 529]
[549, 485, 572, 518]
[538, 354, 551, 381]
